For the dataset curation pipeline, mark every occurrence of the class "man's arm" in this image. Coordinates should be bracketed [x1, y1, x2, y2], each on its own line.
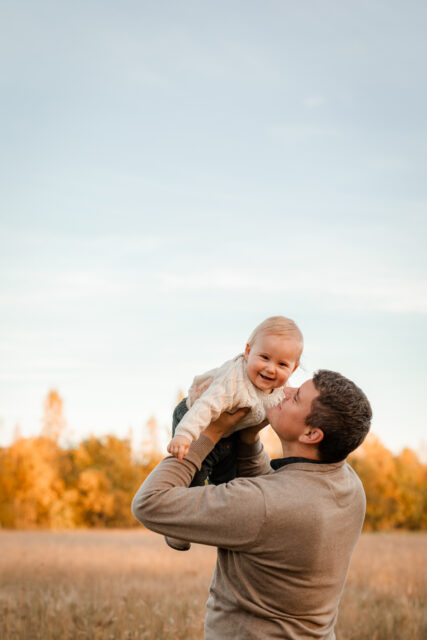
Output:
[236, 421, 273, 477]
[202, 409, 272, 478]
[131, 434, 266, 551]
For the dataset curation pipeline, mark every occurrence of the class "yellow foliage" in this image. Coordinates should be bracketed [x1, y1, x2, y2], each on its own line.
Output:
[0, 429, 425, 530]
[41, 390, 66, 441]
[0, 434, 160, 529]
[349, 434, 427, 531]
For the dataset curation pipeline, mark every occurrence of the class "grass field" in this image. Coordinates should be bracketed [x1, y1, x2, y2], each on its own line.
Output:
[0, 530, 426, 639]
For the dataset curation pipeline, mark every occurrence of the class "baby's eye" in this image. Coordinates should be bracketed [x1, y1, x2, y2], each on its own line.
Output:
[279, 363, 289, 368]
[261, 355, 269, 360]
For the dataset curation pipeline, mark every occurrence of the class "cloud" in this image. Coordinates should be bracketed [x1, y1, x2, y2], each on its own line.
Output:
[85, 234, 164, 255]
[160, 268, 427, 314]
[0, 268, 124, 304]
[269, 123, 338, 140]
[0, 228, 164, 257]
[303, 96, 325, 108]
[366, 156, 409, 172]
[0, 232, 165, 304]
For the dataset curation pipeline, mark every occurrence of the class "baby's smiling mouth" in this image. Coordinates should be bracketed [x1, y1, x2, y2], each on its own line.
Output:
[260, 373, 274, 381]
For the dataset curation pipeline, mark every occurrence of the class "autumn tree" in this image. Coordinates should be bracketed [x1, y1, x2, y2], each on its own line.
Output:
[393, 448, 427, 529]
[1, 389, 425, 531]
[41, 390, 66, 442]
[69, 434, 160, 527]
[0, 436, 74, 528]
[138, 415, 163, 465]
[349, 435, 427, 530]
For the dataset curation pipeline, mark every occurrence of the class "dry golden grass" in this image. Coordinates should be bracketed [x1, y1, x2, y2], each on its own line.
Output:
[336, 532, 427, 640]
[0, 530, 426, 640]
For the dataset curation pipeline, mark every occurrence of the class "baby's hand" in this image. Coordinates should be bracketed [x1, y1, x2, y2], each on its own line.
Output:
[167, 435, 191, 462]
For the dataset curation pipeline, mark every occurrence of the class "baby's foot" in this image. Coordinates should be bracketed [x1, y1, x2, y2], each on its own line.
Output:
[167, 435, 191, 461]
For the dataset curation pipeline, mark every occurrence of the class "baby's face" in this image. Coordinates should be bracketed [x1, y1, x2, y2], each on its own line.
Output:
[244, 333, 300, 393]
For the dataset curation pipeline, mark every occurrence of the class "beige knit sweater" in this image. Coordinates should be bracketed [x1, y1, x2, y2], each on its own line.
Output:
[176, 354, 285, 441]
[132, 435, 366, 640]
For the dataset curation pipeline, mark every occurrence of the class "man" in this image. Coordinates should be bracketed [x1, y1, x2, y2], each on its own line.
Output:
[132, 370, 372, 639]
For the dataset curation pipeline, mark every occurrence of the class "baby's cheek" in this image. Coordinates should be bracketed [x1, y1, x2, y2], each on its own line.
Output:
[279, 370, 290, 384]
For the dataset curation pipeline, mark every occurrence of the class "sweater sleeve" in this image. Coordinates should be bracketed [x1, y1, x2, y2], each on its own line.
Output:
[131, 435, 266, 551]
[187, 366, 219, 406]
[175, 371, 246, 441]
[236, 438, 273, 477]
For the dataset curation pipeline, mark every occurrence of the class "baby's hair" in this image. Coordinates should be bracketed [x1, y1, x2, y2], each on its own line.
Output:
[247, 316, 304, 362]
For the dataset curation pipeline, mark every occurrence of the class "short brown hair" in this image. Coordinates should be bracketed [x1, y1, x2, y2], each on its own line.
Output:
[247, 316, 303, 361]
[306, 370, 372, 463]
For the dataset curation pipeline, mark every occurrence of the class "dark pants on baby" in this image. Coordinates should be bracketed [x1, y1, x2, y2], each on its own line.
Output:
[172, 398, 238, 485]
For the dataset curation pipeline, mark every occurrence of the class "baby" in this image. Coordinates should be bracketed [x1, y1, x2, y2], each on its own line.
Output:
[168, 316, 303, 462]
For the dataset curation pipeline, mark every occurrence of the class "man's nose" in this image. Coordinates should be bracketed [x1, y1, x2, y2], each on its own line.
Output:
[284, 387, 297, 400]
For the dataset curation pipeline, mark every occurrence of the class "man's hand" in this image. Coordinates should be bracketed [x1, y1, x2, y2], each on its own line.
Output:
[203, 408, 250, 445]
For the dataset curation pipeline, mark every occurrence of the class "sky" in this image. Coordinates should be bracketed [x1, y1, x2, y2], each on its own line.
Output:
[1, 1, 426, 456]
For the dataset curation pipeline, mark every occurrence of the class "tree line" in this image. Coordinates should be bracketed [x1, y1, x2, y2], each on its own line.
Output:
[0, 391, 425, 530]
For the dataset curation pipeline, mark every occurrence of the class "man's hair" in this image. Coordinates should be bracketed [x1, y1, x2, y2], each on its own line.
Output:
[307, 370, 372, 463]
[247, 316, 303, 361]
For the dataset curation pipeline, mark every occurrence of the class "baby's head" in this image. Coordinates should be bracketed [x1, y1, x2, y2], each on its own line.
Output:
[244, 316, 303, 393]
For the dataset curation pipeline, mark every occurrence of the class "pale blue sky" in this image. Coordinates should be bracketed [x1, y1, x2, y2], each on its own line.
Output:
[1, 1, 426, 454]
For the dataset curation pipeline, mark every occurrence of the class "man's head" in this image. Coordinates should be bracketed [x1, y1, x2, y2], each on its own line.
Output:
[307, 370, 372, 463]
[267, 370, 372, 462]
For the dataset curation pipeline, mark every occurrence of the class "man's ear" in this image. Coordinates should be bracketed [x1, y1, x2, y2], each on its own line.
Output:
[299, 427, 324, 445]
[244, 343, 250, 361]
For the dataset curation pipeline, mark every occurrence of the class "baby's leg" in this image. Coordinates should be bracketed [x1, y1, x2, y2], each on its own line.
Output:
[165, 401, 239, 551]
[165, 398, 208, 551]
[172, 399, 239, 484]
[209, 433, 238, 485]
[171, 398, 211, 485]
[172, 398, 189, 436]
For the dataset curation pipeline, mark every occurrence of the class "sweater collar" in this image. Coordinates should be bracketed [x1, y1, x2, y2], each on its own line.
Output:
[270, 456, 325, 470]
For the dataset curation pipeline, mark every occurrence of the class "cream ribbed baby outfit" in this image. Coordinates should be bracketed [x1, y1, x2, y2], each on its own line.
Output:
[175, 354, 285, 441]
